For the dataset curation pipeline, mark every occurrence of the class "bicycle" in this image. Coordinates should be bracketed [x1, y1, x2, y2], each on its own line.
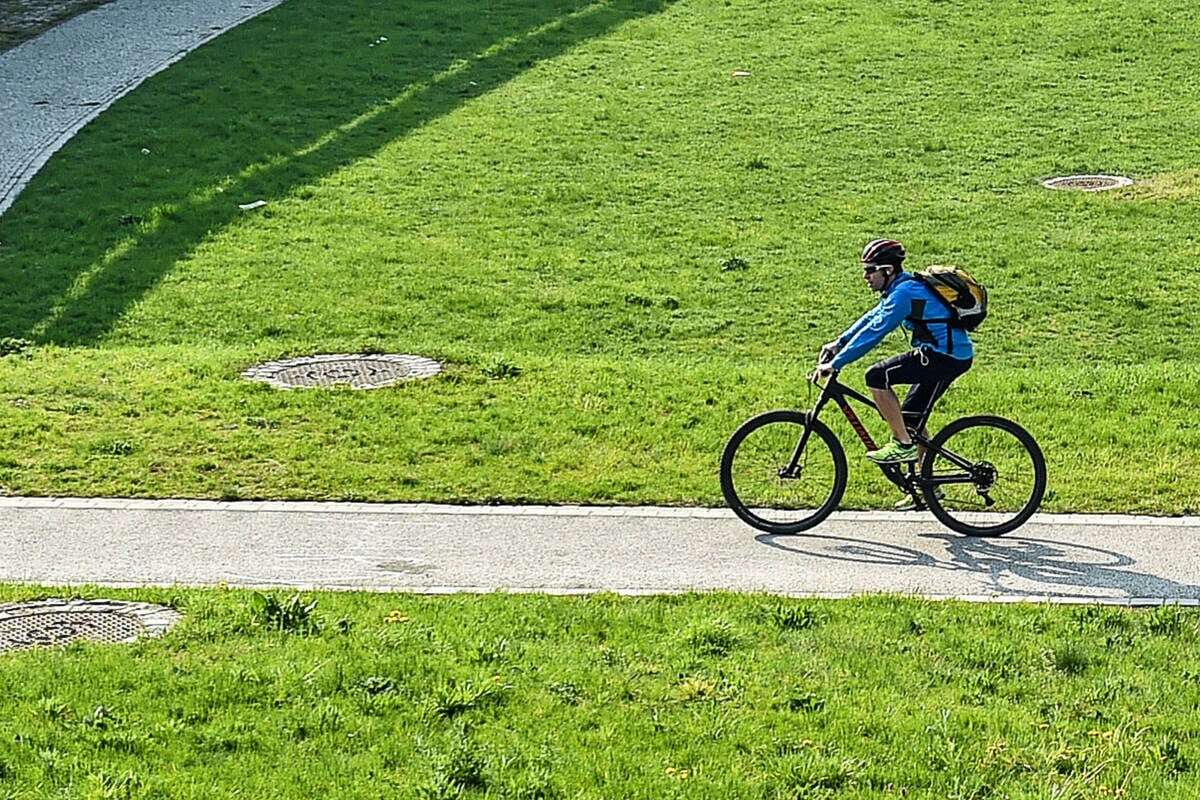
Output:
[719, 363, 1047, 537]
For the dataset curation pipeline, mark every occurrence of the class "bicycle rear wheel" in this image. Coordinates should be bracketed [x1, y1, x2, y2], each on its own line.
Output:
[921, 415, 1046, 537]
[719, 410, 847, 534]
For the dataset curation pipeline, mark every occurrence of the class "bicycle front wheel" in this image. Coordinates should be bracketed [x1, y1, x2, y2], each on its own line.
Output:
[921, 415, 1046, 537]
[719, 410, 847, 535]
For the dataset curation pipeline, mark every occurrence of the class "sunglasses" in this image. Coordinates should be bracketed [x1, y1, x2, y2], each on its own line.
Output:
[862, 263, 889, 275]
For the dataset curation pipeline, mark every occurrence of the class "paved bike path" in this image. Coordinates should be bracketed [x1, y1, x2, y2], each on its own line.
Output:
[0, 0, 286, 216]
[2, 497, 1199, 604]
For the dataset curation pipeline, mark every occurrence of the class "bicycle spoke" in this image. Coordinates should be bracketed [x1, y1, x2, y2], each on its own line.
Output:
[720, 411, 847, 534]
[733, 421, 837, 511]
[922, 416, 1046, 536]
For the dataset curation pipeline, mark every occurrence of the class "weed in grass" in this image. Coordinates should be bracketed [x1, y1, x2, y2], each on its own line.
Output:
[720, 256, 749, 272]
[414, 781, 460, 800]
[1046, 644, 1091, 676]
[674, 676, 731, 704]
[36, 697, 71, 723]
[426, 677, 507, 720]
[504, 766, 557, 800]
[960, 672, 1001, 706]
[1154, 739, 1190, 775]
[483, 357, 521, 380]
[81, 705, 119, 731]
[357, 676, 397, 697]
[744, 156, 769, 170]
[1049, 742, 1089, 777]
[90, 770, 142, 800]
[959, 640, 1022, 680]
[423, 728, 489, 795]
[768, 603, 823, 631]
[594, 644, 620, 667]
[317, 702, 344, 734]
[481, 436, 517, 457]
[1145, 604, 1185, 636]
[776, 753, 863, 793]
[785, 691, 826, 714]
[96, 729, 148, 755]
[624, 293, 653, 308]
[547, 681, 582, 705]
[256, 592, 320, 635]
[686, 619, 739, 657]
[1073, 605, 1138, 648]
[88, 438, 135, 457]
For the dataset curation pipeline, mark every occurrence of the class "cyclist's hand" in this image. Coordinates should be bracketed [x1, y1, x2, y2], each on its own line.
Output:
[818, 340, 842, 365]
[811, 363, 836, 382]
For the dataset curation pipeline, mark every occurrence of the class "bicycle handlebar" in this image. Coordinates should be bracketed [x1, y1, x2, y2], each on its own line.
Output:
[809, 365, 839, 385]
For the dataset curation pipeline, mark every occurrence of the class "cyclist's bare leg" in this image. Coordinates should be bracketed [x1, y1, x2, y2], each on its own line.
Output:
[914, 427, 928, 467]
[870, 387, 912, 445]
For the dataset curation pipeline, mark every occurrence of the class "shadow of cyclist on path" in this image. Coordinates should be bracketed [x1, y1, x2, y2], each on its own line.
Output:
[920, 532, 1200, 600]
[756, 529, 1200, 600]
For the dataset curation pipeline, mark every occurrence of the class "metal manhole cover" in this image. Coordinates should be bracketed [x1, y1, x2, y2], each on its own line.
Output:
[1042, 174, 1133, 191]
[242, 353, 442, 389]
[0, 599, 181, 653]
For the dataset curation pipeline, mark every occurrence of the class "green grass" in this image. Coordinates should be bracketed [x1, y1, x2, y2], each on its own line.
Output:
[2, 587, 1200, 797]
[2, 0, 1199, 510]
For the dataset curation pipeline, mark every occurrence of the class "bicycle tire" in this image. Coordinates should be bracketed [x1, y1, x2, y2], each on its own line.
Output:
[921, 415, 1046, 537]
[719, 410, 848, 535]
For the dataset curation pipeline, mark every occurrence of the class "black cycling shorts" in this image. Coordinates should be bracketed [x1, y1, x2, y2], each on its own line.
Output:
[863, 348, 972, 430]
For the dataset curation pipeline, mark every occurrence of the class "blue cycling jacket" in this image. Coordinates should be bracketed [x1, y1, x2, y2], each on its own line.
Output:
[830, 271, 974, 370]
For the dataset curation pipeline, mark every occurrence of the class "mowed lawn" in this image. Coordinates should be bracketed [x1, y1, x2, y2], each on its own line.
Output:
[1, 0, 1198, 510]
[2, 587, 1200, 798]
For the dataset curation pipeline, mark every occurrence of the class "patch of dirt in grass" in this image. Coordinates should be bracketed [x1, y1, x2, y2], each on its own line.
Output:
[0, 0, 111, 53]
[1117, 171, 1200, 202]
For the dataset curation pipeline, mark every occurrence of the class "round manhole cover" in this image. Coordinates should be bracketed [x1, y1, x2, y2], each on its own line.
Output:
[0, 599, 181, 653]
[1042, 174, 1132, 192]
[242, 354, 442, 389]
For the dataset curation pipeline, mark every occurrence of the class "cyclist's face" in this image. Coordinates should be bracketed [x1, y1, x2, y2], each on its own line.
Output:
[863, 263, 890, 292]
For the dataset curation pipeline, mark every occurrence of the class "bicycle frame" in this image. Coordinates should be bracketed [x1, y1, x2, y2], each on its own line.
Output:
[789, 373, 987, 502]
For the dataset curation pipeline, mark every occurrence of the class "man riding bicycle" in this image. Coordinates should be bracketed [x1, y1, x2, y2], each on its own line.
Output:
[814, 239, 974, 503]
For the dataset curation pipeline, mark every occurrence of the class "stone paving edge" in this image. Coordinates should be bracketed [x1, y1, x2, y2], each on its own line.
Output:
[0, 496, 1197, 528]
[3, 576, 1199, 607]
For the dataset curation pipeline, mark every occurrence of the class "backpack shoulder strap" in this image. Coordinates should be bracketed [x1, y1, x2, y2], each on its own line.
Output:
[906, 297, 938, 345]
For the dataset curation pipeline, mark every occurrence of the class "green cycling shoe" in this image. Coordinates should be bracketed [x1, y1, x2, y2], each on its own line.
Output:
[866, 439, 918, 464]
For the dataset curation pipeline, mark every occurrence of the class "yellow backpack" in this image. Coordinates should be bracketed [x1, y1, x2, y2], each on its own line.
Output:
[913, 266, 988, 331]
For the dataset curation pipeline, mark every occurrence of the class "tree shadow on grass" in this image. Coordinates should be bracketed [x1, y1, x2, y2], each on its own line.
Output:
[756, 530, 1200, 600]
[0, 0, 674, 344]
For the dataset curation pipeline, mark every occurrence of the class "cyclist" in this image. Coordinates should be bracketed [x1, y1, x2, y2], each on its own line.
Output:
[814, 239, 974, 498]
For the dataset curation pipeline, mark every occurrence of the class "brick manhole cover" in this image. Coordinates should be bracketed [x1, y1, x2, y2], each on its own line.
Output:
[242, 354, 442, 389]
[1042, 174, 1133, 191]
[0, 599, 181, 653]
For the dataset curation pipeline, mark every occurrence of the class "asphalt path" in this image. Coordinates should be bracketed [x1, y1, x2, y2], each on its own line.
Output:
[2, 498, 1199, 604]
